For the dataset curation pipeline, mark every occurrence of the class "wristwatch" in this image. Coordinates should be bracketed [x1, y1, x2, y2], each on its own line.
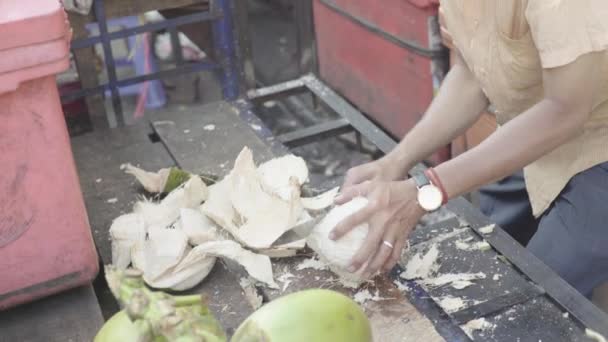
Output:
[412, 172, 443, 212]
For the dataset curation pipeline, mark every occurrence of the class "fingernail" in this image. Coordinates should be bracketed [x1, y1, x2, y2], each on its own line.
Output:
[328, 232, 336, 240]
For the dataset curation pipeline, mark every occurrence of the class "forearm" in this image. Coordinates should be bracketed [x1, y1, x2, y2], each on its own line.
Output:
[435, 99, 587, 199]
[385, 62, 489, 175]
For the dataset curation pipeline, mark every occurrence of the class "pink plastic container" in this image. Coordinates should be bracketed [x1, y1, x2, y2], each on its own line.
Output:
[0, 0, 98, 310]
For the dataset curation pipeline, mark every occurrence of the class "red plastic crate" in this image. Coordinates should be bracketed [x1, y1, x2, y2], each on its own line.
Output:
[314, 0, 450, 164]
[0, 0, 98, 310]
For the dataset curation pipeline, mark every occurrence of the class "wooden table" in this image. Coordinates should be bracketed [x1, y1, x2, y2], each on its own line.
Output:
[63, 93, 608, 340]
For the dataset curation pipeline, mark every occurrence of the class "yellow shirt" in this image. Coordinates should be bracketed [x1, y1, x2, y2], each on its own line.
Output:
[440, 0, 608, 216]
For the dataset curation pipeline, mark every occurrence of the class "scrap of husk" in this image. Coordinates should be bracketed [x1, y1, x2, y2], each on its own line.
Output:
[200, 176, 239, 236]
[257, 238, 307, 258]
[133, 175, 208, 229]
[124, 163, 171, 193]
[306, 197, 370, 284]
[257, 153, 309, 201]
[109, 213, 146, 269]
[231, 289, 372, 342]
[179, 208, 220, 245]
[301, 187, 339, 211]
[97, 266, 227, 342]
[230, 147, 302, 249]
[142, 227, 190, 281]
[145, 252, 217, 291]
[190, 240, 279, 289]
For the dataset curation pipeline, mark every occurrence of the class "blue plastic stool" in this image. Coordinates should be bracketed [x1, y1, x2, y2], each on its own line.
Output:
[86, 16, 166, 109]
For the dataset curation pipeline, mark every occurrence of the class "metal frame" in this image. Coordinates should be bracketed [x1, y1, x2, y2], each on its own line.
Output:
[246, 74, 608, 337]
[62, 0, 244, 128]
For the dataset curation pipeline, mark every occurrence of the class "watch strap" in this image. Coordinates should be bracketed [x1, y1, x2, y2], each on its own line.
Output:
[412, 172, 430, 188]
[425, 168, 448, 205]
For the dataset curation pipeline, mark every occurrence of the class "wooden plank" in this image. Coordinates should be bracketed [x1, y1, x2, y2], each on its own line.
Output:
[0, 285, 104, 342]
[71, 120, 175, 266]
[267, 257, 446, 342]
[151, 101, 446, 341]
[446, 197, 608, 337]
[151, 101, 277, 174]
[463, 296, 589, 342]
[71, 112, 255, 328]
[181, 262, 255, 337]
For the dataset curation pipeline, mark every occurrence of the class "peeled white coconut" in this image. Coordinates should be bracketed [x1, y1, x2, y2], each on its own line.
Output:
[179, 208, 220, 245]
[109, 213, 146, 269]
[142, 227, 189, 281]
[306, 197, 369, 281]
[230, 147, 302, 249]
[257, 153, 308, 200]
[134, 175, 207, 229]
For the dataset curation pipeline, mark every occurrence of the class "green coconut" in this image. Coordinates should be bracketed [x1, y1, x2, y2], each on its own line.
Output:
[231, 289, 372, 342]
[95, 266, 226, 342]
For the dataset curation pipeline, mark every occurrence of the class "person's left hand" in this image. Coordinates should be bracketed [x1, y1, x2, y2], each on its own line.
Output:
[331, 179, 426, 279]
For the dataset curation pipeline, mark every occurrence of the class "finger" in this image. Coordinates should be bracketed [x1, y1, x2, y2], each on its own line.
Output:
[346, 218, 386, 273]
[334, 185, 361, 205]
[330, 199, 377, 240]
[362, 238, 394, 279]
[382, 234, 409, 273]
[362, 219, 401, 278]
[335, 181, 371, 204]
[342, 165, 374, 189]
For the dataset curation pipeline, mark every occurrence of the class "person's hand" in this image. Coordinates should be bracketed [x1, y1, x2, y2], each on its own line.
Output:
[330, 179, 425, 278]
[340, 156, 405, 195]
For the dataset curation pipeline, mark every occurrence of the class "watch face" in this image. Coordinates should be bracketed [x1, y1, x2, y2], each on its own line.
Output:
[417, 185, 443, 211]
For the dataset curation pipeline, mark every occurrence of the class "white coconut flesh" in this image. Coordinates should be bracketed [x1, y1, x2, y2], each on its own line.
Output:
[124, 164, 171, 193]
[257, 153, 308, 200]
[134, 176, 207, 228]
[307, 197, 369, 276]
[145, 247, 217, 291]
[179, 208, 220, 245]
[301, 187, 339, 211]
[142, 227, 189, 281]
[230, 147, 302, 249]
[109, 213, 146, 270]
[188, 240, 278, 289]
[200, 177, 239, 233]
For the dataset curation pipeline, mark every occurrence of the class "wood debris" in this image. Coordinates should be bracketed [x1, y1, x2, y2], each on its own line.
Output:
[586, 329, 607, 342]
[478, 224, 495, 235]
[455, 239, 491, 252]
[461, 318, 496, 339]
[400, 245, 440, 280]
[239, 278, 263, 310]
[296, 257, 328, 271]
[423, 272, 486, 288]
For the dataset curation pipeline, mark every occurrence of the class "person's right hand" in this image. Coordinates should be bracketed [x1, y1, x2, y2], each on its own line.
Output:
[336, 157, 404, 204]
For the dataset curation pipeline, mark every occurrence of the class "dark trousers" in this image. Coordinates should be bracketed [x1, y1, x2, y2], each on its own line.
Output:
[478, 162, 608, 298]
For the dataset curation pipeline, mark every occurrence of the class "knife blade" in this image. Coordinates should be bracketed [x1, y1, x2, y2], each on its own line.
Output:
[291, 211, 329, 238]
